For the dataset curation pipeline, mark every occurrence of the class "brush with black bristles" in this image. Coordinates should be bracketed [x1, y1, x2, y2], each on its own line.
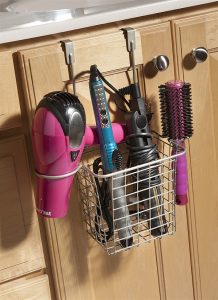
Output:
[159, 80, 193, 205]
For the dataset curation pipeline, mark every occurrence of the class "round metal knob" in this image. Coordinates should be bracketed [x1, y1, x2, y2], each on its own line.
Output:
[192, 47, 208, 63]
[152, 55, 169, 71]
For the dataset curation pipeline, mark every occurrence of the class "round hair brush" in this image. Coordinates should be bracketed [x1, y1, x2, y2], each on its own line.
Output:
[159, 80, 193, 205]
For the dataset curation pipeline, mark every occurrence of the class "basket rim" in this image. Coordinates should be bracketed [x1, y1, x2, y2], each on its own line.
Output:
[80, 143, 185, 179]
[35, 136, 185, 180]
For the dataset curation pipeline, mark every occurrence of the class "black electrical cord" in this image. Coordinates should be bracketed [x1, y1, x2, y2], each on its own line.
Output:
[126, 131, 168, 236]
[126, 131, 168, 235]
[96, 68, 130, 113]
[93, 157, 113, 243]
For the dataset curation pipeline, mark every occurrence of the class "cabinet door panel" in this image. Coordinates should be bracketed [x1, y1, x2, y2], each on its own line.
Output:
[0, 136, 44, 282]
[0, 51, 21, 130]
[140, 23, 194, 300]
[19, 29, 160, 300]
[174, 12, 218, 300]
[0, 274, 51, 299]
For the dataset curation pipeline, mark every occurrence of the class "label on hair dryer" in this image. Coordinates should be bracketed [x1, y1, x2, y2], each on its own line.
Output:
[37, 208, 52, 217]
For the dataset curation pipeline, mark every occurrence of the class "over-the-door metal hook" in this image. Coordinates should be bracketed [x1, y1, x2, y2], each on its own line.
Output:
[121, 27, 137, 84]
[61, 39, 76, 95]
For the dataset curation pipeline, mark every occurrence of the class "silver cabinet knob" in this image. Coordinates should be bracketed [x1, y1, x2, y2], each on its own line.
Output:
[152, 55, 169, 71]
[192, 47, 208, 63]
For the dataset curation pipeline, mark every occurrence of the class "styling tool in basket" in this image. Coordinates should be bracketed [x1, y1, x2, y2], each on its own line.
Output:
[159, 80, 193, 205]
[89, 64, 133, 248]
[120, 27, 168, 236]
[32, 91, 86, 218]
[93, 157, 113, 242]
[78, 132, 178, 255]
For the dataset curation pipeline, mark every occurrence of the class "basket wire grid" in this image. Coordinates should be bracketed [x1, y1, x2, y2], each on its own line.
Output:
[77, 137, 184, 255]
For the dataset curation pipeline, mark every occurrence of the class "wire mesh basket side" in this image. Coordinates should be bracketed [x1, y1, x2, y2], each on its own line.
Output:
[78, 166, 113, 251]
[77, 138, 179, 255]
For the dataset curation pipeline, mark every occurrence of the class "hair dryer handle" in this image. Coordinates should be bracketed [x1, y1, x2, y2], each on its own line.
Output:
[37, 175, 75, 218]
[175, 151, 188, 205]
[85, 123, 126, 146]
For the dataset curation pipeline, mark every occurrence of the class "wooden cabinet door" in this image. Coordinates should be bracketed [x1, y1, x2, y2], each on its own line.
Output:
[0, 136, 45, 282]
[141, 23, 194, 300]
[0, 51, 21, 130]
[19, 27, 160, 300]
[0, 274, 51, 299]
[18, 21, 193, 300]
[173, 11, 218, 300]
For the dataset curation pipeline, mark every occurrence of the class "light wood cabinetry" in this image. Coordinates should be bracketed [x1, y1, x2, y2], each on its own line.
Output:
[140, 23, 194, 300]
[18, 20, 194, 300]
[0, 274, 51, 299]
[18, 26, 161, 300]
[0, 51, 21, 130]
[0, 3, 218, 300]
[0, 135, 45, 283]
[173, 11, 218, 300]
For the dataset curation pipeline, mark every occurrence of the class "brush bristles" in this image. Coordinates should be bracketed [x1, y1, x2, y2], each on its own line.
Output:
[159, 85, 170, 138]
[112, 149, 123, 171]
[158, 82, 193, 140]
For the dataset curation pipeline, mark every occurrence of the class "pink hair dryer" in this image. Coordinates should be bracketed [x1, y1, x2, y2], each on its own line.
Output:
[32, 91, 86, 218]
[32, 91, 126, 218]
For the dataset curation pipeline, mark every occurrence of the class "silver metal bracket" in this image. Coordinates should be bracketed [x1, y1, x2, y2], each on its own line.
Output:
[121, 27, 137, 83]
[60, 39, 76, 94]
[61, 39, 74, 65]
[121, 27, 136, 52]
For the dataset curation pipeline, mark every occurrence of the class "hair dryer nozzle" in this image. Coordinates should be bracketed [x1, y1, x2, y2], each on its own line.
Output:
[32, 92, 86, 218]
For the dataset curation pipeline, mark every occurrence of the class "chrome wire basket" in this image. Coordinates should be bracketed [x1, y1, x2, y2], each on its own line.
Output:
[77, 136, 184, 255]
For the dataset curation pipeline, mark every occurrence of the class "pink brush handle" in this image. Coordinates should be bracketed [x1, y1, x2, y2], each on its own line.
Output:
[175, 151, 188, 205]
[85, 123, 126, 146]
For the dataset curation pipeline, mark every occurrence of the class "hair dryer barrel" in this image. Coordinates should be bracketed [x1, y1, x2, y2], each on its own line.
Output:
[36, 176, 76, 218]
[85, 123, 126, 146]
[32, 92, 86, 218]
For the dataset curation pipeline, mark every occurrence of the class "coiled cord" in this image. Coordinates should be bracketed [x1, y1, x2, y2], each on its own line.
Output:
[126, 132, 168, 236]
[118, 85, 131, 96]
[126, 132, 160, 185]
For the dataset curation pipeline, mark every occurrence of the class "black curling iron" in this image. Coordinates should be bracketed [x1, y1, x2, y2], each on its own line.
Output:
[120, 27, 168, 236]
[94, 28, 168, 236]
